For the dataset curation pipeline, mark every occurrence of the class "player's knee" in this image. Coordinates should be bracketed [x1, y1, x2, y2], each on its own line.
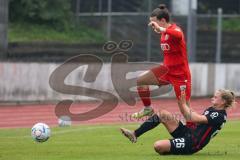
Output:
[154, 141, 165, 155]
[137, 78, 144, 86]
[137, 81, 149, 90]
[159, 110, 170, 117]
[158, 110, 172, 123]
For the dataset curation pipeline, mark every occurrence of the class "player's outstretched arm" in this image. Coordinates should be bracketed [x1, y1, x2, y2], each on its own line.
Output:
[148, 21, 164, 34]
[178, 91, 208, 124]
[148, 21, 182, 39]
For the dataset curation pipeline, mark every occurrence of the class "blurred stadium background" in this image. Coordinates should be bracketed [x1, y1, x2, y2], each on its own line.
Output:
[0, 0, 239, 102]
[0, 0, 240, 160]
[0, 0, 239, 117]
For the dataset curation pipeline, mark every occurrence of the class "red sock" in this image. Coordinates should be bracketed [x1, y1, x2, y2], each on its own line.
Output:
[137, 86, 151, 106]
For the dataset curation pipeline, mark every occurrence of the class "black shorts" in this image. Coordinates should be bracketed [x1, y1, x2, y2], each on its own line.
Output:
[168, 122, 197, 155]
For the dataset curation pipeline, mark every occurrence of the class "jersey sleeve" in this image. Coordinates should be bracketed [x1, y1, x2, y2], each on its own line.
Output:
[165, 28, 183, 39]
[205, 112, 225, 126]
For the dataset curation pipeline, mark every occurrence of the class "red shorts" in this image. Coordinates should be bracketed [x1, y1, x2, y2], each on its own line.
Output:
[151, 65, 191, 100]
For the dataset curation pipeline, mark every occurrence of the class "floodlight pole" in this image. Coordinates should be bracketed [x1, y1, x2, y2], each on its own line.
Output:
[107, 0, 112, 40]
[216, 8, 222, 63]
[0, 0, 8, 58]
[187, 0, 197, 62]
[147, 0, 152, 61]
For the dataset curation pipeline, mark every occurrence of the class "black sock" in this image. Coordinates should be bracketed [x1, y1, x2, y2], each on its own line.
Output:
[134, 114, 161, 138]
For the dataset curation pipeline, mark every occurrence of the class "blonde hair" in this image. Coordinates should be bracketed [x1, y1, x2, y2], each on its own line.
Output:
[218, 89, 236, 109]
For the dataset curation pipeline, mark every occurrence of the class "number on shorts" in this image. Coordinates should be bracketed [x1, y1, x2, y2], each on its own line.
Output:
[173, 138, 185, 148]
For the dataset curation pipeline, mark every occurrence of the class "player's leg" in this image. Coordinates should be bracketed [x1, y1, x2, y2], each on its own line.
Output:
[149, 110, 182, 154]
[171, 75, 191, 103]
[159, 110, 179, 133]
[171, 78, 191, 99]
[154, 137, 192, 155]
[131, 71, 159, 118]
[172, 79, 195, 126]
[137, 70, 160, 108]
[154, 140, 171, 154]
[154, 117, 192, 155]
[132, 65, 169, 119]
[121, 110, 179, 143]
[120, 114, 160, 143]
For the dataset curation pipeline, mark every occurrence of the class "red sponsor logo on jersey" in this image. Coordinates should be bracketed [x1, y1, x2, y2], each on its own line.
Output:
[161, 43, 170, 51]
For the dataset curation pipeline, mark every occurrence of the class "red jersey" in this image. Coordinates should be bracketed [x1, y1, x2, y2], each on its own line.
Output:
[160, 24, 190, 77]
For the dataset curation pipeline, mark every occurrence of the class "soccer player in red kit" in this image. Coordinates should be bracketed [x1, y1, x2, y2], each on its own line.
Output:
[132, 4, 191, 118]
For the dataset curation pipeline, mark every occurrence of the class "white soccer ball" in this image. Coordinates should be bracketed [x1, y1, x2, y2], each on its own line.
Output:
[31, 123, 51, 143]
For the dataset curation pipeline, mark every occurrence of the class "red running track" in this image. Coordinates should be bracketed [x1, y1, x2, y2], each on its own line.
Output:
[0, 98, 239, 128]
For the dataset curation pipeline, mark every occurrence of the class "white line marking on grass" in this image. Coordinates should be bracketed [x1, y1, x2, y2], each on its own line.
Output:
[0, 124, 137, 139]
[52, 124, 137, 135]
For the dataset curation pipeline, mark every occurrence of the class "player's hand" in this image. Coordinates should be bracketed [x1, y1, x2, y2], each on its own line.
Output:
[148, 21, 166, 33]
[148, 21, 161, 33]
[178, 90, 187, 106]
[148, 21, 159, 28]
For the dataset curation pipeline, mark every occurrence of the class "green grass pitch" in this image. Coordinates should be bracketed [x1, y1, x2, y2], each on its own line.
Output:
[0, 121, 239, 160]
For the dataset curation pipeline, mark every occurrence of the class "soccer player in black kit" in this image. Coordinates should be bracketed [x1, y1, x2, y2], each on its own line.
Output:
[120, 89, 235, 155]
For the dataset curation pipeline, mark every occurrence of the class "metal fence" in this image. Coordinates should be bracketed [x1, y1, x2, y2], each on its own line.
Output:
[1, 0, 240, 63]
[197, 13, 240, 63]
[75, 0, 240, 63]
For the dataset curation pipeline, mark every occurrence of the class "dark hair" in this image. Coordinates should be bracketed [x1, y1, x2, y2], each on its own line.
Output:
[150, 4, 170, 22]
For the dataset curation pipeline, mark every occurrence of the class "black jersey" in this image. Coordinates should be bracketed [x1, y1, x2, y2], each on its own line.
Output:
[191, 107, 227, 151]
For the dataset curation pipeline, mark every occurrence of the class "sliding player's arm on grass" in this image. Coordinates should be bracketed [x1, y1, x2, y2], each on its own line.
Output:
[178, 91, 208, 123]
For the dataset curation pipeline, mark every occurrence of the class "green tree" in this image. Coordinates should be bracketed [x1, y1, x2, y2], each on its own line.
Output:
[9, 0, 73, 30]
